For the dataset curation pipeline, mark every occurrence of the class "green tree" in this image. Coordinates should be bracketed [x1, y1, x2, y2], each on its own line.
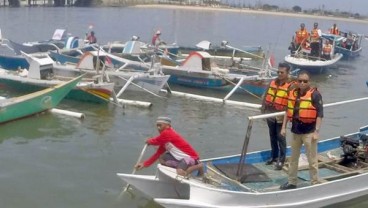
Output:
[292, 5, 302, 12]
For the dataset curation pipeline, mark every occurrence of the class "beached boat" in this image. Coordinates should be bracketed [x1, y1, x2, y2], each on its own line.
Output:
[0, 75, 81, 124]
[322, 31, 363, 59]
[284, 53, 343, 73]
[117, 100, 368, 208]
[0, 52, 114, 104]
[161, 51, 274, 96]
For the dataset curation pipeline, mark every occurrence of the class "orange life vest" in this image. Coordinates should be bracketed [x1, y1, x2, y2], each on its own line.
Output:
[330, 27, 339, 35]
[322, 44, 332, 54]
[287, 88, 317, 123]
[310, 29, 320, 43]
[265, 80, 294, 111]
[295, 29, 309, 44]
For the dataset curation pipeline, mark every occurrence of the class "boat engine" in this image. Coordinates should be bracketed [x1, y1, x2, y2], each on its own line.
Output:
[339, 136, 359, 166]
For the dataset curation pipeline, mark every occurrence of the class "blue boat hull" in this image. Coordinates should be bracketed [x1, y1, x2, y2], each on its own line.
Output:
[168, 74, 268, 96]
[0, 55, 29, 70]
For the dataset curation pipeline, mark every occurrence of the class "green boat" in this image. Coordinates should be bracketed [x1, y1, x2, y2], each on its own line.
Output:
[0, 75, 82, 124]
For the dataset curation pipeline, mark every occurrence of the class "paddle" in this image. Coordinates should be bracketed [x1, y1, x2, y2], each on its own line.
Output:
[122, 143, 148, 192]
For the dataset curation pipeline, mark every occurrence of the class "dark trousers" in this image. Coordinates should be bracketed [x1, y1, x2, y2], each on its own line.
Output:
[310, 42, 320, 59]
[267, 118, 286, 163]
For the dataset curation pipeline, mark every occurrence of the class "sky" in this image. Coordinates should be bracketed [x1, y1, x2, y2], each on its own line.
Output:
[233, 0, 368, 16]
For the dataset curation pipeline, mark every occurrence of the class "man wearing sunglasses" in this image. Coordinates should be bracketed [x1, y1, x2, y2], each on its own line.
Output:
[135, 116, 203, 177]
[280, 71, 324, 190]
[261, 62, 295, 170]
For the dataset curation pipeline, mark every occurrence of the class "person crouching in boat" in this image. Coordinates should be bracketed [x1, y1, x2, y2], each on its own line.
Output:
[135, 116, 204, 177]
[321, 40, 333, 60]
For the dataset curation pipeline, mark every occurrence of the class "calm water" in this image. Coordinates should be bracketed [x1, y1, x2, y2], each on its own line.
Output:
[0, 6, 368, 208]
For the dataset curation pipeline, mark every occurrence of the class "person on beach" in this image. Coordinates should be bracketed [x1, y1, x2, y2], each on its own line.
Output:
[279, 71, 323, 190]
[309, 23, 322, 60]
[329, 23, 339, 35]
[86, 31, 97, 44]
[261, 62, 295, 170]
[135, 116, 204, 177]
[294, 23, 309, 53]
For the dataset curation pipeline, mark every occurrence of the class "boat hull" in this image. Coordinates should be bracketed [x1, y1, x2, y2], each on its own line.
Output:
[118, 126, 368, 208]
[0, 75, 81, 123]
[0, 54, 29, 70]
[0, 72, 112, 104]
[163, 68, 269, 96]
[284, 53, 343, 73]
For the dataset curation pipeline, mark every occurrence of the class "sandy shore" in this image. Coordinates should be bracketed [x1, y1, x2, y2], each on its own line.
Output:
[134, 4, 368, 24]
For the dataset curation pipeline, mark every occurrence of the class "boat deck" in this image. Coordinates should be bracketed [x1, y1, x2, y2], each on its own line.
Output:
[200, 148, 368, 193]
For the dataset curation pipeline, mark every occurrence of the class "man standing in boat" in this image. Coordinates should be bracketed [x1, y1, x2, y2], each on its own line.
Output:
[294, 23, 309, 54]
[135, 116, 204, 177]
[309, 23, 322, 60]
[261, 63, 295, 170]
[280, 71, 324, 190]
[151, 30, 162, 47]
[329, 23, 339, 35]
[86, 31, 97, 44]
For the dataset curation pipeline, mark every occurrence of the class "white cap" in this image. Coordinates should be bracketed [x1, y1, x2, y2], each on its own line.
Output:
[156, 116, 171, 124]
[156, 30, 161, 35]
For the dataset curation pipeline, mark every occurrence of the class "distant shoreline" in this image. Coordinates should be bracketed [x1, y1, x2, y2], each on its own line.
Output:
[133, 4, 368, 24]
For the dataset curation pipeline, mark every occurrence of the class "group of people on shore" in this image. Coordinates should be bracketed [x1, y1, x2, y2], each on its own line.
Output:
[289, 22, 339, 60]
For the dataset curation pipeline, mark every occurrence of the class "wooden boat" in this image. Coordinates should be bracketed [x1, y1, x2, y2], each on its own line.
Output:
[161, 51, 274, 96]
[0, 52, 114, 104]
[178, 40, 264, 60]
[117, 99, 368, 208]
[0, 75, 81, 124]
[284, 53, 343, 73]
[322, 31, 363, 59]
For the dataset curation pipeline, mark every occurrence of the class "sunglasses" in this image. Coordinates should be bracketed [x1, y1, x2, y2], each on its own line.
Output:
[298, 79, 309, 83]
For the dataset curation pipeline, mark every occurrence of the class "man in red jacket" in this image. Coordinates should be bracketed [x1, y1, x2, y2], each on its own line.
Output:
[135, 116, 203, 176]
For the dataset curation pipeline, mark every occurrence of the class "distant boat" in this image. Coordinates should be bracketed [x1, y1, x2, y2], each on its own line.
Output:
[0, 75, 81, 124]
[284, 53, 343, 73]
[322, 31, 363, 60]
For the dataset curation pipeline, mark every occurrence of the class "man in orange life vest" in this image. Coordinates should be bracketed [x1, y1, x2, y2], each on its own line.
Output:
[321, 40, 333, 60]
[280, 71, 324, 190]
[294, 23, 309, 52]
[329, 23, 339, 35]
[261, 62, 295, 170]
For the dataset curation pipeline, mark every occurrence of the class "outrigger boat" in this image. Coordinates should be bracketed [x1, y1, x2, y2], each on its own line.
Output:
[284, 53, 343, 73]
[0, 52, 114, 104]
[161, 51, 274, 96]
[117, 97, 368, 208]
[0, 75, 82, 124]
